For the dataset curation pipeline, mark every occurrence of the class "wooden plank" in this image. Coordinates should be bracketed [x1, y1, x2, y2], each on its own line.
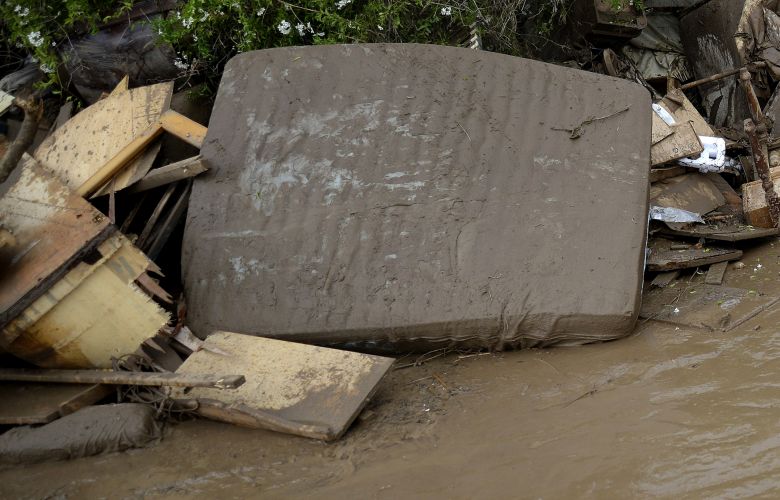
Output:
[160, 110, 208, 148]
[659, 224, 780, 242]
[742, 167, 780, 228]
[0, 369, 245, 389]
[647, 245, 742, 272]
[650, 173, 725, 215]
[649, 166, 685, 183]
[651, 121, 703, 166]
[76, 121, 165, 197]
[171, 331, 395, 441]
[0, 382, 111, 425]
[660, 89, 716, 137]
[145, 180, 192, 259]
[652, 110, 674, 144]
[34, 82, 172, 194]
[128, 156, 207, 193]
[651, 270, 680, 288]
[705, 261, 728, 285]
[0, 157, 113, 330]
[137, 182, 177, 249]
[0, 90, 14, 117]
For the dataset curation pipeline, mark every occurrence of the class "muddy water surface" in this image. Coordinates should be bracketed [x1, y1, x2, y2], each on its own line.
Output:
[5, 241, 780, 499]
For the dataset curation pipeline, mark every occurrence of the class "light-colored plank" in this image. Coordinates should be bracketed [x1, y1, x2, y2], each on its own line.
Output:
[171, 331, 395, 441]
[76, 121, 165, 197]
[661, 89, 715, 137]
[160, 110, 208, 148]
[33, 82, 173, 195]
[0, 90, 13, 117]
[128, 156, 207, 193]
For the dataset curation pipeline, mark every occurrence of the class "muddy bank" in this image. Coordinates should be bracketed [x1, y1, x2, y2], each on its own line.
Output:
[4, 237, 780, 499]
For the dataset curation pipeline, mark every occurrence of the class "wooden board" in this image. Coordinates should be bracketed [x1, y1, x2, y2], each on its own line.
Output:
[0, 382, 111, 425]
[705, 261, 728, 285]
[742, 167, 780, 228]
[0, 157, 113, 329]
[651, 121, 703, 166]
[660, 223, 780, 242]
[651, 270, 680, 288]
[647, 238, 742, 272]
[0, 90, 14, 117]
[128, 156, 207, 193]
[171, 331, 395, 441]
[640, 284, 779, 332]
[33, 82, 173, 196]
[660, 89, 716, 137]
[650, 173, 725, 215]
[652, 110, 674, 144]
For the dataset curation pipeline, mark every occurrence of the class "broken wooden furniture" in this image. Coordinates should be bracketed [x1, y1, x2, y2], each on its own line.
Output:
[0, 157, 170, 368]
[183, 44, 651, 351]
[171, 331, 394, 441]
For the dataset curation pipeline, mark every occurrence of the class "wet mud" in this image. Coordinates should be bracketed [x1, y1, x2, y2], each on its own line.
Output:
[5, 239, 780, 498]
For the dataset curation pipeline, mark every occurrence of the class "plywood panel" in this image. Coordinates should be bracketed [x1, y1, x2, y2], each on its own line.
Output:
[171, 331, 394, 441]
[33, 82, 172, 196]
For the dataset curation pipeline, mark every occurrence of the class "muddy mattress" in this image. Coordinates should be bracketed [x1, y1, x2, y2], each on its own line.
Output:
[183, 44, 651, 350]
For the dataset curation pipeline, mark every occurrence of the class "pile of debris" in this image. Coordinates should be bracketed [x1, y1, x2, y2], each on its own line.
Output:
[636, 0, 780, 330]
[3, 0, 780, 465]
[0, 76, 395, 463]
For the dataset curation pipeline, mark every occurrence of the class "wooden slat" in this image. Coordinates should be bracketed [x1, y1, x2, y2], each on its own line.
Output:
[146, 181, 192, 259]
[128, 155, 207, 193]
[0, 369, 245, 389]
[651, 271, 680, 288]
[160, 110, 208, 148]
[705, 261, 728, 285]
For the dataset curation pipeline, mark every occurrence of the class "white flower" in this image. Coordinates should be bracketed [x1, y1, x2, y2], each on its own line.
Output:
[27, 31, 43, 47]
[377, 25, 383, 31]
[315, 31, 325, 37]
[14, 5, 21, 12]
[336, 0, 351, 9]
[173, 58, 188, 70]
[40, 63, 53, 74]
[440, 6, 452, 16]
[15, 5, 30, 16]
[182, 17, 194, 28]
[257, 7, 266, 15]
[199, 9, 210, 22]
[296, 22, 314, 36]
[277, 20, 291, 35]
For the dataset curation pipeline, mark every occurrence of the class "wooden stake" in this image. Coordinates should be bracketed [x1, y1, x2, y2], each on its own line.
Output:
[0, 368, 245, 389]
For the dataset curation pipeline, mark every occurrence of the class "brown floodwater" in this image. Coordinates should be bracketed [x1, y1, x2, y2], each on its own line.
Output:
[4, 239, 780, 499]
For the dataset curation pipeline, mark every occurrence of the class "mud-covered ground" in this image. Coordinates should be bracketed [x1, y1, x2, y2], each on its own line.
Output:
[4, 239, 780, 499]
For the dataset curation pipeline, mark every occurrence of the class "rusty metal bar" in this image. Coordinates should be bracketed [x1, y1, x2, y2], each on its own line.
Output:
[680, 62, 766, 91]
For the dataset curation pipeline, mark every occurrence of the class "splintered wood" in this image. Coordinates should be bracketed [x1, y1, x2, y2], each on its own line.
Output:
[33, 81, 173, 197]
[0, 156, 111, 328]
[171, 331, 395, 441]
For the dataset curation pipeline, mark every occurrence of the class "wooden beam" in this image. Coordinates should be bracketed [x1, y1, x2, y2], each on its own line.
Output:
[0, 369, 245, 389]
[128, 155, 207, 193]
[160, 110, 208, 148]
